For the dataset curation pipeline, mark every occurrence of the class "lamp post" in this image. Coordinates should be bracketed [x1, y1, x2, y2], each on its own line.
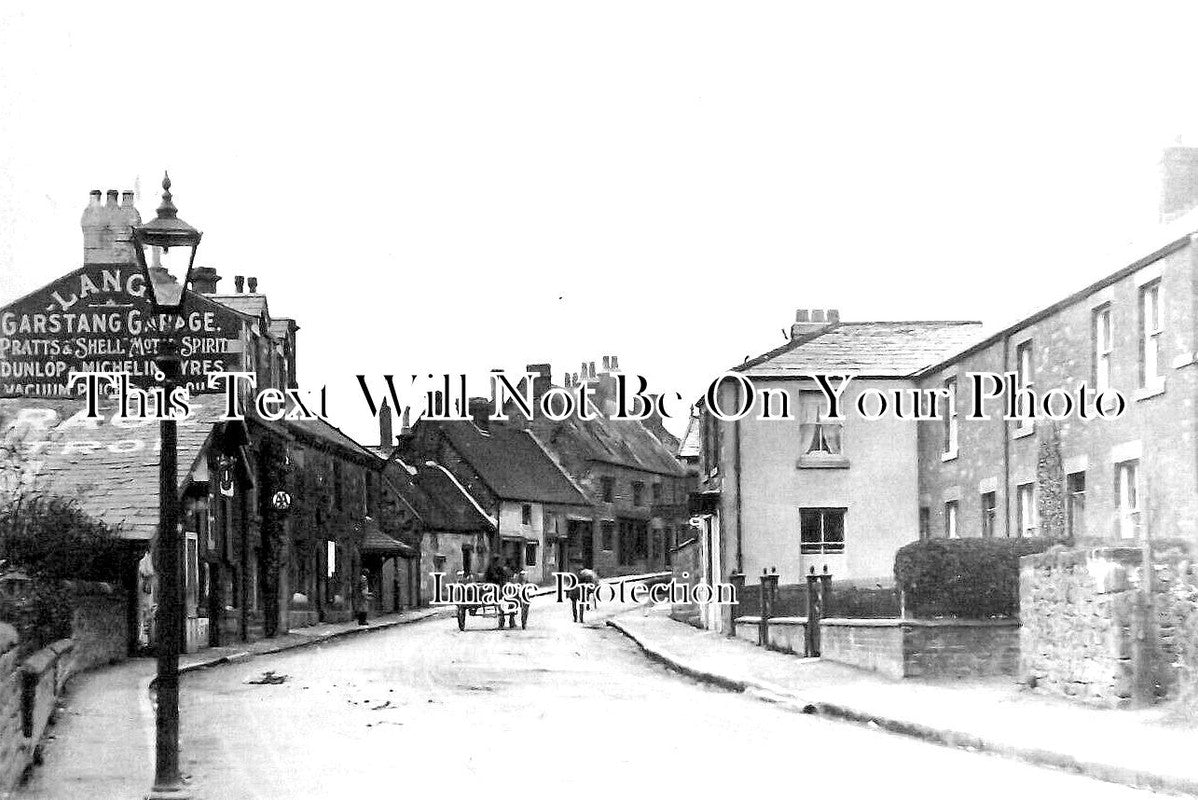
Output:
[132, 173, 202, 800]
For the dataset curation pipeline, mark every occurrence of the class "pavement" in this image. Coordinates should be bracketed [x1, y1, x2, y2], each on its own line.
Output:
[15, 592, 1167, 799]
[608, 605, 1198, 797]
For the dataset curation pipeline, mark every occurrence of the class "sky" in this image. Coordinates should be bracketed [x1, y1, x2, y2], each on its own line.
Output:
[2, 2, 1198, 443]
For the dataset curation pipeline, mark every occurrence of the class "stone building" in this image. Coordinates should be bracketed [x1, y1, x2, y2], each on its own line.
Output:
[0, 187, 411, 652]
[396, 410, 591, 585]
[512, 359, 693, 577]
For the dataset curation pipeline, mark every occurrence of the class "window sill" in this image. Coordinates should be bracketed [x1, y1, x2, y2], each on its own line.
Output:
[797, 455, 850, 470]
[1013, 424, 1035, 440]
[1135, 380, 1165, 402]
[941, 449, 958, 463]
[1171, 352, 1197, 370]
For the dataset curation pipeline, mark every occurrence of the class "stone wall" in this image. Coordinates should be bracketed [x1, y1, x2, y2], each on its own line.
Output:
[69, 583, 128, 672]
[1020, 544, 1198, 707]
[0, 624, 76, 795]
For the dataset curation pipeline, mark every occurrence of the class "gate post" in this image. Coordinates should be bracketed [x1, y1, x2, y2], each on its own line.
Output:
[728, 572, 745, 637]
[805, 567, 821, 657]
[759, 568, 779, 648]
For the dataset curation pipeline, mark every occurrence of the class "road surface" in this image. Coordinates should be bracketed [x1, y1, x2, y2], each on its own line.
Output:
[105, 596, 1159, 799]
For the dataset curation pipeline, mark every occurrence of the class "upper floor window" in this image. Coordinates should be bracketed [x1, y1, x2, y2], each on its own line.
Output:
[600, 477, 614, 503]
[800, 507, 845, 554]
[652, 482, 662, 502]
[521, 503, 532, 526]
[333, 461, 344, 511]
[1093, 304, 1112, 392]
[1015, 340, 1034, 432]
[799, 392, 842, 455]
[632, 481, 644, 507]
[942, 377, 958, 457]
[1140, 281, 1163, 388]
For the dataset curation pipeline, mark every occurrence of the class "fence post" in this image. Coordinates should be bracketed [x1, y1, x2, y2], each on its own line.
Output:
[728, 572, 745, 638]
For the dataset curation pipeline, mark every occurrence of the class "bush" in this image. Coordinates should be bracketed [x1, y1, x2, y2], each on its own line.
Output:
[894, 537, 1054, 619]
[0, 495, 123, 653]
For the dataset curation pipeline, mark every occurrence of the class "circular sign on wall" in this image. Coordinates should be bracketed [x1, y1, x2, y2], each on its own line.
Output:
[271, 490, 292, 511]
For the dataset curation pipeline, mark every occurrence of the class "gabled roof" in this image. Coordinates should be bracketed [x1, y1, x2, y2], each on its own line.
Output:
[677, 413, 701, 459]
[0, 396, 228, 541]
[379, 455, 495, 532]
[208, 293, 269, 320]
[432, 422, 590, 506]
[734, 321, 985, 379]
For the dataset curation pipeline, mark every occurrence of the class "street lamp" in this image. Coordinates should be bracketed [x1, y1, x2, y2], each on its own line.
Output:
[132, 172, 201, 800]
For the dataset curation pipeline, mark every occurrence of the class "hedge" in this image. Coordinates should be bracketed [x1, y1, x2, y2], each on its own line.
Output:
[894, 537, 1055, 619]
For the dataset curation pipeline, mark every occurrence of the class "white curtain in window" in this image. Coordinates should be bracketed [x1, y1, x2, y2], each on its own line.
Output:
[799, 394, 820, 453]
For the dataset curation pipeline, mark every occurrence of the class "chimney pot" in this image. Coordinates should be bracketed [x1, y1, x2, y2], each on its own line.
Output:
[234, 275, 245, 293]
[589, 361, 596, 378]
[611, 356, 619, 370]
[88, 190, 102, 207]
[602, 356, 610, 370]
[796, 309, 810, 323]
[120, 190, 135, 208]
[247, 276, 258, 293]
[105, 189, 119, 207]
[812, 309, 826, 323]
[828, 309, 840, 323]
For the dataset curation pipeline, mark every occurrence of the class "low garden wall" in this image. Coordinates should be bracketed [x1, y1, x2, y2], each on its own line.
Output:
[734, 615, 1020, 679]
[0, 624, 76, 795]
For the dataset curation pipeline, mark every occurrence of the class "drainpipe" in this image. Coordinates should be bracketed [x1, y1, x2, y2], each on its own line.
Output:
[1002, 336, 1011, 537]
[734, 418, 743, 575]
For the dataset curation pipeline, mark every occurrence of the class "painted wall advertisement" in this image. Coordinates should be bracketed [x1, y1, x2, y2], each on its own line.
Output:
[0, 265, 244, 397]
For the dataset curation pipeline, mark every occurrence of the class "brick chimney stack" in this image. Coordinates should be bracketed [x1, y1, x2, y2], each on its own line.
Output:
[82, 187, 141, 266]
[1160, 146, 1198, 222]
[190, 266, 221, 294]
[525, 363, 552, 404]
[790, 308, 839, 340]
[379, 398, 394, 450]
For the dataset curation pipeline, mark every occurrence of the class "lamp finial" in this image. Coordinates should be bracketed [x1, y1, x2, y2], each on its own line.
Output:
[156, 171, 177, 220]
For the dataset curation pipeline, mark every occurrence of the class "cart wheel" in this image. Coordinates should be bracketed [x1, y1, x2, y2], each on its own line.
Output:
[520, 604, 529, 630]
[457, 607, 466, 631]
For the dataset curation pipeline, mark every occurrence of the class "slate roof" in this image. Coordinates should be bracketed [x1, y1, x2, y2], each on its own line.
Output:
[526, 413, 686, 477]
[379, 455, 495, 533]
[734, 321, 985, 378]
[433, 422, 590, 506]
[0, 395, 228, 541]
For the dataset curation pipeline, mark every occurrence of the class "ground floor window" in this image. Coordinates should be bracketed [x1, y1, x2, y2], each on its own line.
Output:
[944, 501, 959, 539]
[601, 521, 614, 551]
[525, 543, 537, 567]
[799, 508, 845, 554]
[1067, 471, 1085, 539]
[981, 492, 997, 538]
[1116, 460, 1140, 540]
[1017, 483, 1037, 537]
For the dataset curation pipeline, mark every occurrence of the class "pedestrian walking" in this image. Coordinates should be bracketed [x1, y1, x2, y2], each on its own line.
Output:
[571, 567, 598, 624]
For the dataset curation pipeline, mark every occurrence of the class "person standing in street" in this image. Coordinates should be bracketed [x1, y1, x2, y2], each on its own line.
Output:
[353, 570, 371, 626]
